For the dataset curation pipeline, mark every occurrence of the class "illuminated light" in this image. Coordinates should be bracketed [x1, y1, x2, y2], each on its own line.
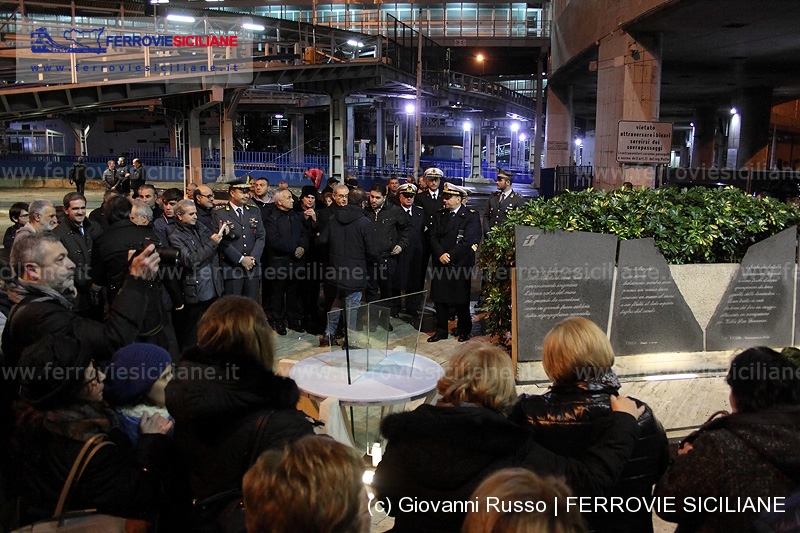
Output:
[347, 39, 364, 47]
[362, 470, 375, 485]
[690, 122, 695, 127]
[476, 54, 484, 62]
[463, 121, 472, 132]
[575, 138, 582, 146]
[242, 23, 265, 31]
[519, 133, 527, 141]
[405, 103, 415, 114]
[274, 114, 284, 119]
[166, 14, 195, 23]
[510, 122, 519, 133]
[730, 107, 737, 115]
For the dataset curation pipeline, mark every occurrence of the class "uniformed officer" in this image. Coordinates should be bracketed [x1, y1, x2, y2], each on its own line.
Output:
[482, 168, 527, 235]
[212, 179, 266, 301]
[427, 183, 481, 342]
[394, 183, 427, 318]
[477, 168, 528, 310]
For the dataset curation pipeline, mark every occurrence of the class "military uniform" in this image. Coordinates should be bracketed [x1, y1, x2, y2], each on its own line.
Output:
[428, 183, 481, 342]
[212, 202, 266, 300]
[482, 189, 527, 235]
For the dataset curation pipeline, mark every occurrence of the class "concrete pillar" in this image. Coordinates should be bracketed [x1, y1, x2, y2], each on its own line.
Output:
[544, 85, 572, 167]
[188, 112, 203, 186]
[533, 54, 544, 187]
[470, 119, 483, 180]
[393, 119, 403, 167]
[375, 102, 385, 168]
[329, 90, 346, 181]
[594, 33, 662, 189]
[509, 127, 519, 168]
[487, 128, 497, 169]
[290, 113, 305, 164]
[220, 110, 235, 182]
[346, 104, 355, 171]
[733, 88, 772, 169]
[691, 106, 716, 168]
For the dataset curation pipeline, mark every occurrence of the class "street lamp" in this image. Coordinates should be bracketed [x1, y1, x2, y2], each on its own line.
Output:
[476, 53, 485, 76]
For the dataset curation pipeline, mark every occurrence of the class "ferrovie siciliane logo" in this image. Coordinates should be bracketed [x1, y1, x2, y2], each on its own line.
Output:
[31, 27, 108, 54]
[31, 26, 240, 54]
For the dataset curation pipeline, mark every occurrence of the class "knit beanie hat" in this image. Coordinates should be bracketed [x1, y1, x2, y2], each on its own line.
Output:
[104, 343, 172, 405]
[18, 336, 90, 409]
[300, 185, 318, 199]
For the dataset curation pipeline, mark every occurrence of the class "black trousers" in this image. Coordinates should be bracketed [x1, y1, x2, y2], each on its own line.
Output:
[435, 303, 471, 337]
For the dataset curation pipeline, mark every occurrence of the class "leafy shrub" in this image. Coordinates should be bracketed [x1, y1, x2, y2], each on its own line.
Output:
[478, 186, 800, 340]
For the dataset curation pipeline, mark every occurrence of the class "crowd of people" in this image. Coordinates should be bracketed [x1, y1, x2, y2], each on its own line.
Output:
[0, 168, 799, 532]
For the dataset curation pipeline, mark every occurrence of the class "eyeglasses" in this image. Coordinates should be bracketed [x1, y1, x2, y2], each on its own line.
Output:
[199, 193, 215, 199]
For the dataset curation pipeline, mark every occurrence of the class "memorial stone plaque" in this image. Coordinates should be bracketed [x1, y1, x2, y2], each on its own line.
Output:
[514, 228, 617, 362]
[610, 238, 703, 355]
[707, 227, 796, 351]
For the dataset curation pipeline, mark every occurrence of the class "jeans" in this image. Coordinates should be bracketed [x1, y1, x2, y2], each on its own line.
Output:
[325, 291, 362, 336]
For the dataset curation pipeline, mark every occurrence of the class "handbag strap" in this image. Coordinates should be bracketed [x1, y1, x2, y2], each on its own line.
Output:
[53, 434, 114, 518]
[247, 411, 273, 468]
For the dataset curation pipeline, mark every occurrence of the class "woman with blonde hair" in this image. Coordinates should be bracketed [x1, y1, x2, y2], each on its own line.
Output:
[511, 317, 669, 533]
[373, 341, 646, 533]
[165, 296, 315, 531]
[462, 468, 587, 533]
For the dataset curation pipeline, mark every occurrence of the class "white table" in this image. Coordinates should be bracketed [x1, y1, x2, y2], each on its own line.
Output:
[289, 349, 443, 447]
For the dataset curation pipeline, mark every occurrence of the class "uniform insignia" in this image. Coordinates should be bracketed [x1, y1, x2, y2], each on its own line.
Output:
[249, 217, 259, 228]
[214, 205, 227, 210]
[471, 244, 478, 251]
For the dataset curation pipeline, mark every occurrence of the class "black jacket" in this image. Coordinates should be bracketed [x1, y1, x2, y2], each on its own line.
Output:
[373, 403, 641, 533]
[165, 346, 315, 499]
[263, 204, 309, 275]
[363, 202, 411, 258]
[52, 219, 102, 294]
[429, 206, 482, 305]
[655, 406, 800, 533]
[13, 402, 170, 525]
[317, 205, 378, 293]
[512, 379, 670, 533]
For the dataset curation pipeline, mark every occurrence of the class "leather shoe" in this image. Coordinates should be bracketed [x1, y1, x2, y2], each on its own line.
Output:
[427, 332, 448, 343]
[390, 311, 400, 318]
[275, 324, 287, 336]
[289, 322, 305, 333]
[385, 322, 394, 332]
[319, 334, 339, 348]
[457, 333, 471, 342]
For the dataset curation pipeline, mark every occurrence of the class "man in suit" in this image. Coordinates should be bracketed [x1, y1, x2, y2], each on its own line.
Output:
[130, 158, 146, 197]
[394, 183, 427, 319]
[52, 192, 102, 318]
[477, 168, 528, 310]
[212, 179, 266, 301]
[427, 183, 481, 343]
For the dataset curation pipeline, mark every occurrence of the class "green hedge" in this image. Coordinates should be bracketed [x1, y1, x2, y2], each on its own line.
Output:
[478, 186, 800, 340]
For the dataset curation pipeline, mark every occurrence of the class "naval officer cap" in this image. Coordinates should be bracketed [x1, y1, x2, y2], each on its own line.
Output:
[423, 167, 444, 180]
[497, 168, 515, 181]
[442, 182, 468, 197]
[397, 183, 418, 195]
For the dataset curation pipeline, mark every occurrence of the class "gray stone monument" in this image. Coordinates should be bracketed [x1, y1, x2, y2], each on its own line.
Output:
[611, 238, 704, 355]
[514, 227, 617, 362]
[707, 227, 797, 351]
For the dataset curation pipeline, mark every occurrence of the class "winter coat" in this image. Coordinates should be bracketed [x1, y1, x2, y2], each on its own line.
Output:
[373, 402, 641, 533]
[317, 204, 379, 293]
[263, 204, 309, 277]
[363, 202, 411, 258]
[168, 222, 223, 304]
[1, 278, 150, 367]
[429, 206, 481, 305]
[13, 401, 169, 525]
[165, 346, 315, 499]
[511, 377, 670, 533]
[654, 406, 800, 533]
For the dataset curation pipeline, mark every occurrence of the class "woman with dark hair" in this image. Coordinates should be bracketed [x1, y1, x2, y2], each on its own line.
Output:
[165, 296, 315, 528]
[511, 317, 669, 533]
[372, 341, 645, 533]
[655, 347, 800, 532]
[11, 336, 172, 528]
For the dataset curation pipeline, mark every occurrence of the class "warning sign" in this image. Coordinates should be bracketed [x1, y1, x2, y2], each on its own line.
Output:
[617, 121, 673, 164]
